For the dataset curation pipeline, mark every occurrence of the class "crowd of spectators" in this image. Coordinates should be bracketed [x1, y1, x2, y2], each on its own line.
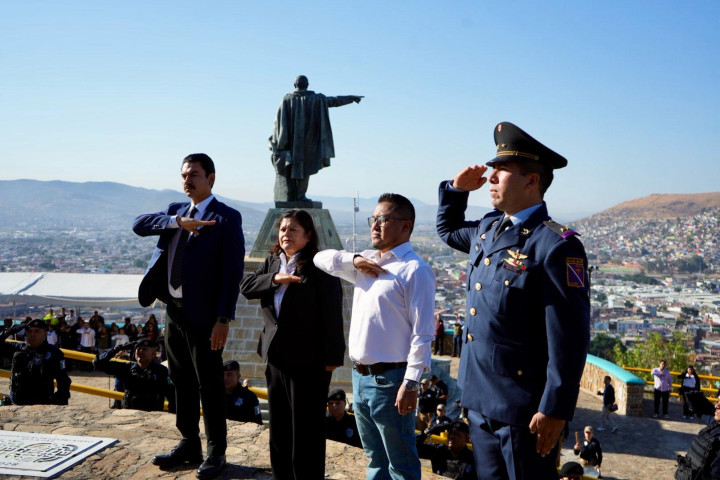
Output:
[4, 309, 165, 370]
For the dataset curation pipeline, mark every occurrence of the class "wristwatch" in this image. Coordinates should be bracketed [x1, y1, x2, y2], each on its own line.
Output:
[404, 379, 420, 392]
[217, 317, 231, 325]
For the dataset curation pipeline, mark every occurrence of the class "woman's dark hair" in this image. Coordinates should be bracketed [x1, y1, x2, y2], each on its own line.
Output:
[270, 209, 319, 274]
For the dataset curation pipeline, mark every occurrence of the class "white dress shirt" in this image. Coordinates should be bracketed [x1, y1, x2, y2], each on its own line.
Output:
[273, 252, 299, 317]
[314, 242, 435, 382]
[167, 194, 215, 299]
[77, 326, 96, 348]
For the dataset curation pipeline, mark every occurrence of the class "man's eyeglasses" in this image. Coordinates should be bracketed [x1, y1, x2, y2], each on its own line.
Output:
[367, 215, 407, 228]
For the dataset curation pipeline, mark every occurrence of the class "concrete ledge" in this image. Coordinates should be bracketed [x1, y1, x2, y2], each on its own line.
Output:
[581, 354, 646, 416]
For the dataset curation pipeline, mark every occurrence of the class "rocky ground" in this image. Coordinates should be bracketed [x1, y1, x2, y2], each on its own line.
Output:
[1, 358, 707, 479]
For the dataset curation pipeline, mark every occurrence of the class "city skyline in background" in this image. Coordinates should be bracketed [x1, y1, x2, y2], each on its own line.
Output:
[3, 1, 719, 220]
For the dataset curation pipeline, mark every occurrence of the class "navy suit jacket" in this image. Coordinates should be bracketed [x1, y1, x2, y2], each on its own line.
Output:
[436, 181, 589, 426]
[133, 198, 245, 327]
[239, 252, 345, 371]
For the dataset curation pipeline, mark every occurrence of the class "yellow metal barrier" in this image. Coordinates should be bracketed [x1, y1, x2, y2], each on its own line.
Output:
[622, 365, 719, 402]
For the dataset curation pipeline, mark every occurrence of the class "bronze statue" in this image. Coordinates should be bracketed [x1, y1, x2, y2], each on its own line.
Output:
[269, 75, 362, 206]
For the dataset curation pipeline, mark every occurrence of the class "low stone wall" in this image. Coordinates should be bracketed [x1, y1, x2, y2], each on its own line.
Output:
[580, 354, 646, 416]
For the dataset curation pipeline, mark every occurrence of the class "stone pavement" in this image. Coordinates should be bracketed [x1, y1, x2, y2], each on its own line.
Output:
[0, 404, 446, 480]
[559, 388, 705, 480]
[1, 364, 708, 479]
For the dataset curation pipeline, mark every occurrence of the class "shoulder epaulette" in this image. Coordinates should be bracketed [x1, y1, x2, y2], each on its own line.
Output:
[543, 219, 581, 239]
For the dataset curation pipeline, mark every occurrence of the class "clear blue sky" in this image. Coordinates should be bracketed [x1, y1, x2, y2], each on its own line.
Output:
[3, 1, 719, 220]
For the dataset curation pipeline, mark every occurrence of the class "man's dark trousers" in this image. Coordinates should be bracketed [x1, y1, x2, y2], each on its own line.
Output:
[654, 388, 670, 415]
[166, 303, 227, 456]
[468, 410, 559, 480]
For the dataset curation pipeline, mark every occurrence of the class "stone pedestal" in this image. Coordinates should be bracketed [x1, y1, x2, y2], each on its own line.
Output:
[249, 208, 343, 259]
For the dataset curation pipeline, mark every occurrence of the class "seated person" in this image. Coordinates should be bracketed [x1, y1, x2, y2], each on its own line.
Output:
[427, 403, 453, 431]
[0, 319, 71, 405]
[558, 461, 584, 480]
[416, 420, 476, 479]
[417, 378, 439, 430]
[325, 389, 362, 448]
[93, 338, 174, 412]
[574, 425, 602, 474]
[223, 360, 262, 424]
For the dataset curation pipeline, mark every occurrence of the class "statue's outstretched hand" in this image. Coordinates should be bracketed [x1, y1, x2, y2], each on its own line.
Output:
[351, 96, 364, 103]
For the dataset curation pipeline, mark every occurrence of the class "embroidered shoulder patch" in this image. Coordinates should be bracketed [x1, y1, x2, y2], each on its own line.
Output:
[566, 258, 585, 288]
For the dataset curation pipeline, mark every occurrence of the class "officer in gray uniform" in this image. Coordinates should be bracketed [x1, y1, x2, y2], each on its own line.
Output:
[93, 338, 174, 412]
[0, 319, 71, 405]
[436, 122, 590, 480]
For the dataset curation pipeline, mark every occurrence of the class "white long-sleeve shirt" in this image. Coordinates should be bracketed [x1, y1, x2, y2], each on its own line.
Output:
[313, 242, 435, 382]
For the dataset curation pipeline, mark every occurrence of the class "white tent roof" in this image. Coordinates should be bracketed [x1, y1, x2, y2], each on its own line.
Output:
[0, 272, 43, 303]
[0, 272, 143, 307]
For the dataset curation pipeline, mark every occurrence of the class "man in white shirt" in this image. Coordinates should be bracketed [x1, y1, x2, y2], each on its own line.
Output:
[315, 193, 435, 480]
[77, 320, 96, 354]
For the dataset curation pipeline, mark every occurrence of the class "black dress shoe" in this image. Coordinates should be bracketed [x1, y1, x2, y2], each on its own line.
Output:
[196, 455, 226, 479]
[152, 445, 203, 468]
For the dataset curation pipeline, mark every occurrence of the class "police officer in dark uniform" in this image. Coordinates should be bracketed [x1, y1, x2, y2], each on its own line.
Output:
[676, 391, 720, 479]
[325, 389, 362, 448]
[222, 360, 262, 424]
[93, 338, 175, 412]
[0, 319, 71, 405]
[416, 420, 476, 479]
[437, 122, 590, 480]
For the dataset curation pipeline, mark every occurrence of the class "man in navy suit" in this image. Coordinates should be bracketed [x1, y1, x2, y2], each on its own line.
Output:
[134, 153, 245, 480]
[436, 123, 590, 480]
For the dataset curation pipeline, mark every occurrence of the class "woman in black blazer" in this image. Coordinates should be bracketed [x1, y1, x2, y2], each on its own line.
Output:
[678, 365, 702, 419]
[240, 209, 345, 480]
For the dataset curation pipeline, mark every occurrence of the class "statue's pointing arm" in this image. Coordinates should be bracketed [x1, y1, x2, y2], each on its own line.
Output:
[327, 95, 363, 107]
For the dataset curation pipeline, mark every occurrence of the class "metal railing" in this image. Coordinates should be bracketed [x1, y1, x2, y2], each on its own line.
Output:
[622, 365, 719, 402]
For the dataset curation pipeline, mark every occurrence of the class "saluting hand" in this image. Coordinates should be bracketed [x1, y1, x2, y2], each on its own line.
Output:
[353, 256, 386, 278]
[272, 273, 303, 284]
[452, 165, 488, 192]
[178, 216, 216, 236]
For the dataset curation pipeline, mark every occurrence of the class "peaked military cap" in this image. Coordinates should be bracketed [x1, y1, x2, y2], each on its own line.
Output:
[328, 389, 346, 402]
[223, 360, 240, 372]
[136, 338, 158, 348]
[488, 122, 568, 169]
[26, 319, 48, 330]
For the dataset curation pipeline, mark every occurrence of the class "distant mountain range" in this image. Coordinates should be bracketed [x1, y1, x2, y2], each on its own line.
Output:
[592, 193, 720, 220]
[0, 179, 491, 231]
[2, 180, 717, 232]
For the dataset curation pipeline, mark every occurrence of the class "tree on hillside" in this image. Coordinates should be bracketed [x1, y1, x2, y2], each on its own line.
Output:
[589, 333, 625, 362]
[615, 331, 693, 378]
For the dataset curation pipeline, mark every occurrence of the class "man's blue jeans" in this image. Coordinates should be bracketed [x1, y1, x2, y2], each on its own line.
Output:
[352, 367, 420, 480]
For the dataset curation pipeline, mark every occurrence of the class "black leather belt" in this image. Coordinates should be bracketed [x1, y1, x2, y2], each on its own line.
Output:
[354, 362, 407, 376]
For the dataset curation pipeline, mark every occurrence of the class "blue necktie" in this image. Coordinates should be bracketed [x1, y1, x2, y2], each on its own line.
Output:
[493, 216, 513, 241]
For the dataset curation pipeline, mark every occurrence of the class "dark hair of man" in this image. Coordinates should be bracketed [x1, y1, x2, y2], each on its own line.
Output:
[604, 375, 611, 382]
[377, 193, 415, 234]
[517, 161, 553, 196]
[270, 209, 319, 274]
[182, 153, 215, 176]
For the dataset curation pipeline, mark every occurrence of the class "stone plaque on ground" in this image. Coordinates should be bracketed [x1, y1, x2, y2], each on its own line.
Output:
[0, 431, 117, 478]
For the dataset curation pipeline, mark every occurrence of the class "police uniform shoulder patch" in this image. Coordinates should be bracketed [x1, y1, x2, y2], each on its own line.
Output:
[543, 219, 580, 239]
[566, 257, 586, 288]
